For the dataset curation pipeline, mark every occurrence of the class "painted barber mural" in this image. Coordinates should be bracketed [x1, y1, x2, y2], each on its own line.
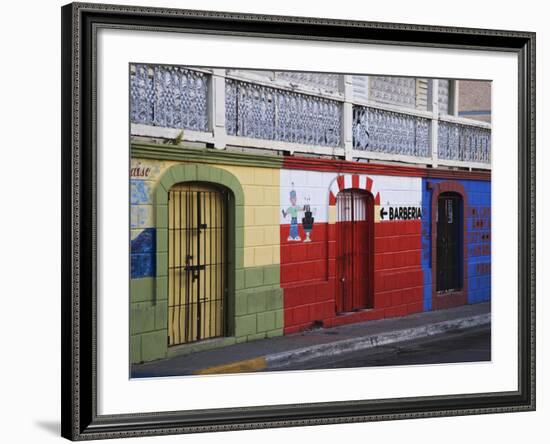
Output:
[281, 185, 301, 241]
[302, 199, 314, 243]
[281, 184, 315, 242]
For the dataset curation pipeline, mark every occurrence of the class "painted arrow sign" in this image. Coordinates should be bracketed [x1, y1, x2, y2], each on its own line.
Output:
[379, 206, 423, 221]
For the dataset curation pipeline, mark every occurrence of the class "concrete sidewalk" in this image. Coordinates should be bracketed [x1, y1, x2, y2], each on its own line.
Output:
[131, 302, 490, 378]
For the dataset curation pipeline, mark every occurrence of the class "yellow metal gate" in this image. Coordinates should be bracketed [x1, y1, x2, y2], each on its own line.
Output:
[168, 183, 228, 346]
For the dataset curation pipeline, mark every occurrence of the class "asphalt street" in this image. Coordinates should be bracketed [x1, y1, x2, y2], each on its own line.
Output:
[132, 303, 491, 377]
[268, 325, 491, 371]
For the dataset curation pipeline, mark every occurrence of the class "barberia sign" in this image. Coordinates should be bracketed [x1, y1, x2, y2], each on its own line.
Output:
[380, 206, 422, 221]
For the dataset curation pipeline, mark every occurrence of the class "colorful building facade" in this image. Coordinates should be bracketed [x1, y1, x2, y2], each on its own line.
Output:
[130, 144, 491, 364]
[129, 65, 491, 364]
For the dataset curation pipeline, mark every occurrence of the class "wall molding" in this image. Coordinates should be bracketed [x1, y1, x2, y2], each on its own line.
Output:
[132, 141, 283, 169]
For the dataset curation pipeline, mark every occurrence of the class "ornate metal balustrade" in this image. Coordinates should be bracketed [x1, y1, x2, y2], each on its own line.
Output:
[438, 79, 450, 115]
[438, 121, 491, 164]
[225, 78, 342, 147]
[130, 64, 209, 132]
[130, 64, 490, 169]
[352, 106, 431, 157]
[369, 76, 417, 109]
[274, 71, 341, 92]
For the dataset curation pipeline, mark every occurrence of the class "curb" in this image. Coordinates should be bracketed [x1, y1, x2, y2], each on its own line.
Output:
[191, 313, 490, 375]
[265, 313, 490, 370]
[193, 356, 267, 375]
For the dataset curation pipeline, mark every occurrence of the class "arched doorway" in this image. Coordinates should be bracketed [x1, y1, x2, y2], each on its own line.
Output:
[167, 182, 230, 346]
[436, 192, 463, 292]
[335, 189, 374, 313]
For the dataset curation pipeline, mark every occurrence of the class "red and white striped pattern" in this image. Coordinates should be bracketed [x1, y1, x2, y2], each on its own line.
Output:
[328, 174, 380, 206]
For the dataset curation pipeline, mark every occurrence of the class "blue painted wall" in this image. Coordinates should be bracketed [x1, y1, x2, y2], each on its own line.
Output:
[421, 182, 433, 311]
[130, 176, 156, 279]
[130, 228, 156, 278]
[421, 178, 491, 310]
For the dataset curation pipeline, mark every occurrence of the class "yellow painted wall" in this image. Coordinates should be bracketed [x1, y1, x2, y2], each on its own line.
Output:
[131, 158, 281, 268]
[217, 165, 280, 268]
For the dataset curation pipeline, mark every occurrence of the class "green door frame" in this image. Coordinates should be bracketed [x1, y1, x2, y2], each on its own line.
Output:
[154, 164, 245, 352]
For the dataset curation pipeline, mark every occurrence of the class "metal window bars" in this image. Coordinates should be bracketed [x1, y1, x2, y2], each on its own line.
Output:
[167, 183, 229, 346]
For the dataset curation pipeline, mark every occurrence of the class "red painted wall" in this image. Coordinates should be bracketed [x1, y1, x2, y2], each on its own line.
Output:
[373, 220, 424, 318]
[281, 223, 335, 335]
[281, 219, 424, 334]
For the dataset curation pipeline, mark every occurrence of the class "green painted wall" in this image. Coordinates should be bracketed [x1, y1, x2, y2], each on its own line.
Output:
[234, 264, 284, 343]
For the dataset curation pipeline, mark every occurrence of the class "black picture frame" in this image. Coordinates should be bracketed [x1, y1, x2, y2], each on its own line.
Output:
[61, 2, 536, 440]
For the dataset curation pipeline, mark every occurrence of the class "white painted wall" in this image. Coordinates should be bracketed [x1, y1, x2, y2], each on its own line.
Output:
[280, 170, 338, 223]
[279, 169, 422, 224]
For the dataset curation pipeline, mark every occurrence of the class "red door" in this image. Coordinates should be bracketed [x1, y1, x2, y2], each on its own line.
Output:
[336, 189, 374, 313]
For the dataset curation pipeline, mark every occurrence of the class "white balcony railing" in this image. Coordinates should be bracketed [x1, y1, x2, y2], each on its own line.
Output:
[225, 78, 342, 147]
[438, 119, 491, 164]
[130, 64, 491, 170]
[352, 105, 431, 158]
[130, 64, 209, 132]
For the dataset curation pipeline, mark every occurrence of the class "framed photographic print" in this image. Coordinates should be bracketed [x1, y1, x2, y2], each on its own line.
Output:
[61, 2, 535, 440]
